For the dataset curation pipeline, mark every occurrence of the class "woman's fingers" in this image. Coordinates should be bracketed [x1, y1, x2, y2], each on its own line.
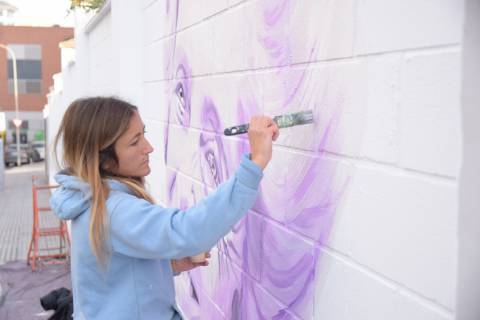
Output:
[270, 122, 279, 141]
[194, 260, 209, 267]
[248, 115, 279, 169]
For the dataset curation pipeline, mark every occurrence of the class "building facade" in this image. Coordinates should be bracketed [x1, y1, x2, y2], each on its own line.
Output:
[0, 25, 73, 144]
[0, 1, 16, 26]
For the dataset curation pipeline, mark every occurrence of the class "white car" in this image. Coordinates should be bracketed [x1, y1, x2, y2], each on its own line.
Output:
[31, 141, 45, 160]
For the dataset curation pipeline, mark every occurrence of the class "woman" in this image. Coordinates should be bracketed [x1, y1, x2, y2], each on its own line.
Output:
[50, 97, 279, 319]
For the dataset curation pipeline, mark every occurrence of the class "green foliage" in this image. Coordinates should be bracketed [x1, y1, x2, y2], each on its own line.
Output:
[70, 0, 106, 12]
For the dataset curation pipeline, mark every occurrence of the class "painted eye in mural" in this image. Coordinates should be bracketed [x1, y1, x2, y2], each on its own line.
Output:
[205, 149, 220, 185]
[175, 82, 187, 126]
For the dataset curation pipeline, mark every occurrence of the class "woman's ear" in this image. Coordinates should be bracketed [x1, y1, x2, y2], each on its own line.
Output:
[102, 160, 111, 171]
[102, 158, 118, 173]
[100, 150, 116, 173]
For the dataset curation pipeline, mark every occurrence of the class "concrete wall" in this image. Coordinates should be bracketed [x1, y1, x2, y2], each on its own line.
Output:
[44, 1, 474, 319]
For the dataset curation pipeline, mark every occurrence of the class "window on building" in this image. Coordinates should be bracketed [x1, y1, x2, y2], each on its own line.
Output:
[7, 44, 42, 94]
[8, 119, 28, 130]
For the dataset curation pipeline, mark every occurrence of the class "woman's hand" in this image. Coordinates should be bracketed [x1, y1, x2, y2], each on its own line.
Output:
[248, 116, 279, 170]
[171, 252, 211, 274]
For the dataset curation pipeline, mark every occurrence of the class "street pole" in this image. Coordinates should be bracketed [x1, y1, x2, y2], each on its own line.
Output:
[0, 44, 20, 166]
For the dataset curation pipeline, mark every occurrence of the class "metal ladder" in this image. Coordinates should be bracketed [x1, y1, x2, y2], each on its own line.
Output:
[27, 176, 70, 271]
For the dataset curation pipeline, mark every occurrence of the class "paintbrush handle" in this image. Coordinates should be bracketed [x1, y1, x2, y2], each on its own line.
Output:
[223, 124, 249, 136]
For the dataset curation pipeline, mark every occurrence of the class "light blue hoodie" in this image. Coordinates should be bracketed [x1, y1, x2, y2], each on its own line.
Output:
[50, 154, 263, 320]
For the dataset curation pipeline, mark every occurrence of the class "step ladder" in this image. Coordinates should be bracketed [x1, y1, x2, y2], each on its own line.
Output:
[27, 176, 70, 271]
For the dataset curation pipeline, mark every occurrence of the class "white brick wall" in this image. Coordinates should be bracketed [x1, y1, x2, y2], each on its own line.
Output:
[457, 0, 480, 319]
[355, 0, 463, 54]
[44, 0, 473, 319]
[87, 11, 114, 95]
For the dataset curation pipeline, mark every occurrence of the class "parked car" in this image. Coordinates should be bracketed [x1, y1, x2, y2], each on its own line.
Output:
[4, 143, 41, 166]
[31, 140, 45, 160]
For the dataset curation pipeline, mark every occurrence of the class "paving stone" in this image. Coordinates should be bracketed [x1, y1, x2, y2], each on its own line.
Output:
[0, 162, 61, 266]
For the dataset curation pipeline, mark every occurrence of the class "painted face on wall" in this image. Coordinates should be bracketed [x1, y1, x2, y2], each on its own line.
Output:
[161, 1, 353, 319]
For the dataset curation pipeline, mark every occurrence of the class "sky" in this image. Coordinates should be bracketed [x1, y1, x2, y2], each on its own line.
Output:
[10, 0, 74, 27]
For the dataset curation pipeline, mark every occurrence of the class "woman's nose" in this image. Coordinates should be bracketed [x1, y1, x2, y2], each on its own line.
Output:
[144, 138, 154, 154]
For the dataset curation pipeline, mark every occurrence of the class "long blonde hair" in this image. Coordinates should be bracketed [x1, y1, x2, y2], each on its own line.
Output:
[54, 97, 154, 265]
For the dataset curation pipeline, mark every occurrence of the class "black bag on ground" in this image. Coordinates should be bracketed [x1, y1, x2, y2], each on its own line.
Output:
[40, 287, 73, 320]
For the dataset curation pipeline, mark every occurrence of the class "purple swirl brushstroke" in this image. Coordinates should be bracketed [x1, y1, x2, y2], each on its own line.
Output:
[160, 1, 349, 319]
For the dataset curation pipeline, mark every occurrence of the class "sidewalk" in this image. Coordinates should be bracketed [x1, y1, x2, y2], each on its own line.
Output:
[0, 162, 48, 264]
[0, 162, 71, 319]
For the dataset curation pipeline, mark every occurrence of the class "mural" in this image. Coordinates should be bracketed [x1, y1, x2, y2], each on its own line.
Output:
[160, 1, 351, 319]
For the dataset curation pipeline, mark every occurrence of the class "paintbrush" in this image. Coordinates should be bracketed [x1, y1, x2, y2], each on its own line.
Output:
[223, 110, 314, 136]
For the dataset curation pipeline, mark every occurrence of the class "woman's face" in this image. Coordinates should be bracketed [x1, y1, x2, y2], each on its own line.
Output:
[113, 111, 154, 178]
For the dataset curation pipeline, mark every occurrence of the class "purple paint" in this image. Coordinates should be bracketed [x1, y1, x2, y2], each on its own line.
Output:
[198, 97, 229, 188]
[163, 49, 192, 164]
[161, 2, 350, 319]
[263, 0, 291, 26]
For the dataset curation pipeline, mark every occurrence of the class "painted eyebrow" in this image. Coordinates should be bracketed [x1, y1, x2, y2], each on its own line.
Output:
[129, 125, 146, 143]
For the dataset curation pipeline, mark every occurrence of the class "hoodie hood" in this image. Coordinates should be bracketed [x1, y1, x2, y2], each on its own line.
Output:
[50, 171, 92, 220]
[50, 171, 134, 221]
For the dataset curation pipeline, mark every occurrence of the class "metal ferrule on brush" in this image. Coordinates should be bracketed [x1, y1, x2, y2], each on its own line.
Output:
[223, 110, 314, 136]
